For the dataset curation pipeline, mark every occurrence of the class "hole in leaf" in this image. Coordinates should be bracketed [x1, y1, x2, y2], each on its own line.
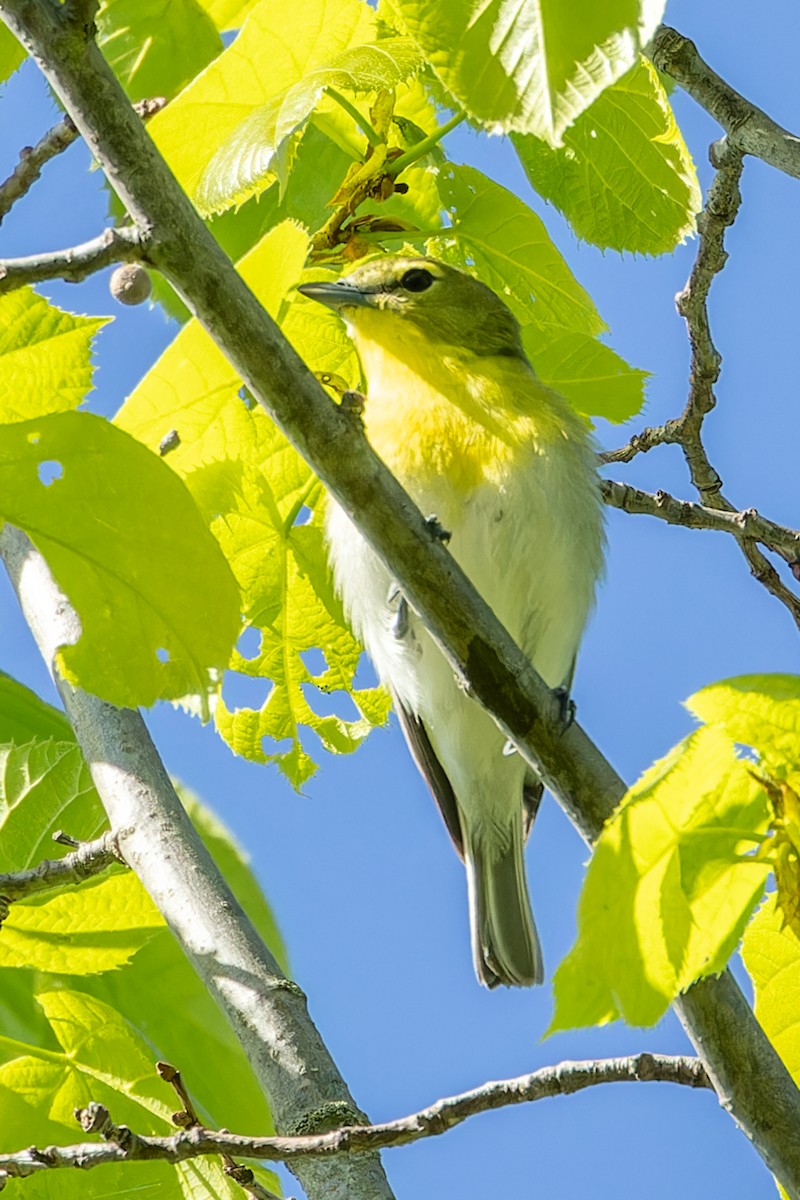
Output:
[293, 505, 313, 526]
[302, 682, 361, 721]
[38, 460, 63, 486]
[221, 670, 271, 711]
[156, 647, 170, 664]
[27, 431, 41, 445]
[300, 648, 327, 677]
[236, 626, 262, 661]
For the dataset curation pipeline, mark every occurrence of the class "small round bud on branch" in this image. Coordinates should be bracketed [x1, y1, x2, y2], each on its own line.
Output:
[110, 263, 152, 306]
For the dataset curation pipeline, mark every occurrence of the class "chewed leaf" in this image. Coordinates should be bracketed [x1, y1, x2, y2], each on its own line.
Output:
[196, 37, 423, 215]
[117, 222, 386, 783]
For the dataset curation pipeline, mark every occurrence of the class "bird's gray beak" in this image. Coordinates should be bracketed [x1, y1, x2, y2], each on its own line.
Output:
[297, 280, 373, 312]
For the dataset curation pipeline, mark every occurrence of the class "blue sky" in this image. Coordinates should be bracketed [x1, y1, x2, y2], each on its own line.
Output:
[1, 2, 798, 1196]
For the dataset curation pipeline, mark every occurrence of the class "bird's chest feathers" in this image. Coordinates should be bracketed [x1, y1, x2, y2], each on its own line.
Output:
[355, 333, 530, 497]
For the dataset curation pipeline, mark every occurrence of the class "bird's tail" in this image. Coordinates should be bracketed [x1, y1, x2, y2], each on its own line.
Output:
[464, 816, 543, 988]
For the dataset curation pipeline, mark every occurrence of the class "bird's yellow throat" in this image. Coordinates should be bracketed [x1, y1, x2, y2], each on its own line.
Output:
[349, 310, 574, 497]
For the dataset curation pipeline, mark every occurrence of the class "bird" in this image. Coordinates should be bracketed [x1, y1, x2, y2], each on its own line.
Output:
[298, 257, 605, 987]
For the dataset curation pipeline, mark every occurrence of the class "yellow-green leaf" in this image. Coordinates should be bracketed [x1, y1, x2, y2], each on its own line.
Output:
[0, 412, 241, 709]
[0, 288, 108, 421]
[117, 222, 385, 783]
[196, 36, 423, 216]
[97, 0, 222, 102]
[149, 0, 376, 198]
[512, 57, 701, 254]
[550, 726, 770, 1032]
[0, 22, 24, 84]
[0, 741, 104, 874]
[688, 674, 800, 793]
[0, 672, 72, 745]
[430, 164, 647, 421]
[394, 0, 665, 145]
[742, 894, 800, 1102]
[0, 872, 163, 974]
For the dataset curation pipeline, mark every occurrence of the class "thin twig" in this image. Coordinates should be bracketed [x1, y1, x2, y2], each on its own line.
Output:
[157, 1063, 290, 1200]
[0, 1055, 709, 1183]
[648, 26, 800, 180]
[601, 480, 800, 563]
[0, 830, 123, 918]
[0, 98, 166, 226]
[0, 224, 145, 292]
[0, 116, 77, 224]
[673, 139, 744, 497]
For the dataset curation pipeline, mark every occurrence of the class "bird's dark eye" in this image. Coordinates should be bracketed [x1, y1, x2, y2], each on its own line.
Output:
[400, 268, 435, 293]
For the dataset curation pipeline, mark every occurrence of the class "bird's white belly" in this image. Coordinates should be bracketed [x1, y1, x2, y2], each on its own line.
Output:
[325, 445, 602, 792]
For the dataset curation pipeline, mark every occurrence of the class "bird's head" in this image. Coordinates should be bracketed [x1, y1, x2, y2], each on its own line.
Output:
[298, 257, 526, 362]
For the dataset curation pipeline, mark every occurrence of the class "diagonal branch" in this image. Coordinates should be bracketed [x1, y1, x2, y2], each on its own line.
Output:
[0, 224, 145, 292]
[2, 3, 799, 1195]
[0, 830, 123, 912]
[0, 1054, 710, 1182]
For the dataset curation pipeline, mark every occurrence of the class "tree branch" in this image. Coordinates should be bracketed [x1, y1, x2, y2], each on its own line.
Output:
[0, 1054, 710, 1183]
[0, 830, 122, 912]
[602, 111, 800, 629]
[0, 224, 145, 292]
[2, 3, 799, 1195]
[601, 480, 800, 564]
[648, 25, 800, 180]
[0, 98, 165, 225]
[0, 523, 393, 1200]
[0, 114, 78, 224]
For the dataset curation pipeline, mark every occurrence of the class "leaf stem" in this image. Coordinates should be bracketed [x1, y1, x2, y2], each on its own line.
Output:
[388, 111, 466, 177]
[325, 87, 382, 149]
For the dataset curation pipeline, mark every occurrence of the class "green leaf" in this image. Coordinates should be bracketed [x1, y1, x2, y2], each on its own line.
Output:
[149, 0, 377, 198]
[0, 23, 24, 84]
[0, 741, 104, 873]
[0, 989, 234, 1198]
[512, 57, 701, 254]
[0, 739, 160, 973]
[742, 893, 800, 1096]
[0, 872, 163, 974]
[118, 222, 385, 782]
[196, 36, 423, 215]
[97, 0, 223, 102]
[431, 164, 647, 421]
[0, 412, 241, 710]
[688, 674, 800, 792]
[550, 726, 770, 1032]
[0, 673, 72, 745]
[115, 221, 310, 470]
[196, 0, 261, 30]
[394, 0, 665, 145]
[434, 164, 602, 334]
[520, 324, 648, 423]
[86, 786, 282, 1137]
[0, 288, 108, 422]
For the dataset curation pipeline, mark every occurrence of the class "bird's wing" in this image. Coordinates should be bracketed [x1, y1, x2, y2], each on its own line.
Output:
[392, 692, 464, 861]
[522, 775, 544, 842]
